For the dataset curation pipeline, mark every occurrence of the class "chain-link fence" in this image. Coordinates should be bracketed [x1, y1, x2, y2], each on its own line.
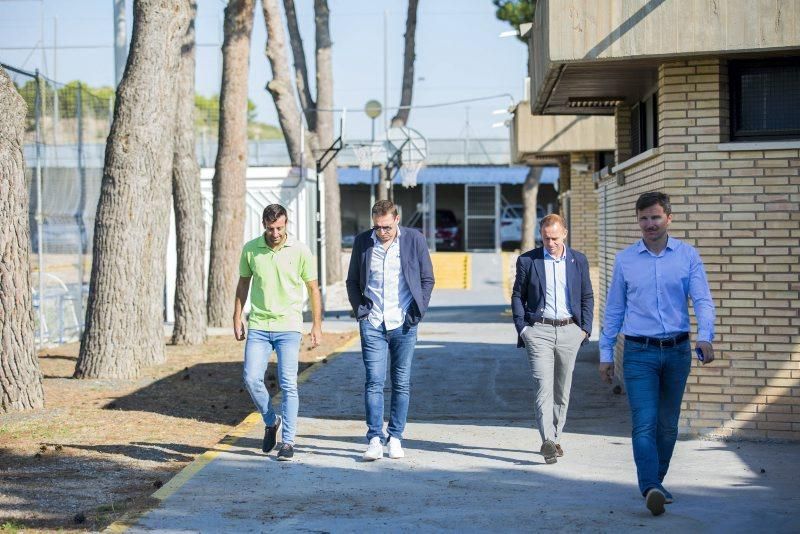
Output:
[3, 62, 113, 347]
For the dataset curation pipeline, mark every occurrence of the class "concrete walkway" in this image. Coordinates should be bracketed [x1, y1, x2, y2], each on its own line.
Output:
[130, 253, 799, 533]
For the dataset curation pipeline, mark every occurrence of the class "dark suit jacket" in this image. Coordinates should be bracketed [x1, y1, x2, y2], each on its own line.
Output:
[346, 226, 435, 325]
[511, 247, 594, 348]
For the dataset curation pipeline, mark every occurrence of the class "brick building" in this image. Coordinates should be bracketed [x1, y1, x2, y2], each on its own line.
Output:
[528, 0, 800, 440]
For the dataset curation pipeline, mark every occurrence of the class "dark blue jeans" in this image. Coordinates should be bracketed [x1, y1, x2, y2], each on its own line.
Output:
[623, 338, 691, 496]
[359, 319, 418, 442]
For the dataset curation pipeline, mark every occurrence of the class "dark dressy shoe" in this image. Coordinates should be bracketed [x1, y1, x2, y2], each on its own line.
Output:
[262, 416, 282, 453]
[276, 443, 294, 461]
[540, 440, 558, 464]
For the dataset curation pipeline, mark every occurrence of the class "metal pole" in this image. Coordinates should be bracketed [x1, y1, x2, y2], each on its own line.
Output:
[34, 71, 45, 347]
[383, 9, 388, 133]
[76, 82, 86, 336]
[369, 117, 376, 209]
[113, 0, 127, 86]
[315, 160, 325, 311]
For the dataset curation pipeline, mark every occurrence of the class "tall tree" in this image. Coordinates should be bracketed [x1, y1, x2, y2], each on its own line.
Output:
[494, 0, 539, 250]
[262, 0, 342, 284]
[206, 0, 256, 328]
[390, 0, 420, 127]
[0, 67, 44, 412]
[75, 0, 190, 378]
[171, 0, 207, 345]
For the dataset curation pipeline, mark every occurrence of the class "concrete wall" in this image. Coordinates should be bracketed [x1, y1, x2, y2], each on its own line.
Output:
[511, 102, 615, 162]
[598, 59, 800, 440]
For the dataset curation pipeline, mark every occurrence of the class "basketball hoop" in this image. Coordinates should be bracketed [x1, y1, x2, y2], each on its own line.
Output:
[353, 144, 383, 171]
[400, 160, 425, 188]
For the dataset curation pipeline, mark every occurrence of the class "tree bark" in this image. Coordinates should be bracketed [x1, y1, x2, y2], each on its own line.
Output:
[75, 0, 189, 378]
[283, 0, 316, 132]
[0, 67, 44, 412]
[262, 0, 306, 167]
[521, 166, 541, 252]
[206, 0, 255, 328]
[171, 0, 207, 345]
[390, 0, 420, 127]
[315, 0, 342, 284]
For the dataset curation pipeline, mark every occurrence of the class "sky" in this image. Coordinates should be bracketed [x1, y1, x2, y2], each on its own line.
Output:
[0, 0, 529, 140]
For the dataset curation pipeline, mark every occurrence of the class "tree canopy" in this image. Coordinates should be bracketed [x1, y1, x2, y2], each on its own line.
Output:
[493, 0, 535, 44]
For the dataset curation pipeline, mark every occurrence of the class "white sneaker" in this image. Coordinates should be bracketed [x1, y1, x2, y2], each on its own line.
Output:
[363, 437, 383, 461]
[387, 437, 405, 459]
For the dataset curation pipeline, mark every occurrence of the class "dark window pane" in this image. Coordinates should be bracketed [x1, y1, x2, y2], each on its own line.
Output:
[732, 60, 800, 140]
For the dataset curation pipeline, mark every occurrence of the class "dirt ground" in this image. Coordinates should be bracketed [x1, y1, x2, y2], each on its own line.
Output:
[0, 331, 355, 533]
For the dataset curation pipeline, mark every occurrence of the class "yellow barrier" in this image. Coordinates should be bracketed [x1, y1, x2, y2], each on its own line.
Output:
[430, 252, 471, 290]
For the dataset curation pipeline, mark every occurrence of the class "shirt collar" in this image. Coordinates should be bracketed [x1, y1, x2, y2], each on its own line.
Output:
[259, 235, 294, 250]
[544, 247, 566, 261]
[371, 226, 401, 245]
[636, 235, 676, 255]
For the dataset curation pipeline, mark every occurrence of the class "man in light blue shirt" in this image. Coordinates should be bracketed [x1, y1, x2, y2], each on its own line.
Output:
[512, 214, 593, 464]
[346, 200, 435, 461]
[599, 191, 716, 517]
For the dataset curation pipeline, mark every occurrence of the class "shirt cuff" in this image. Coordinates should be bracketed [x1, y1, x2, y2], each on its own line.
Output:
[520, 325, 528, 336]
[697, 329, 714, 344]
[599, 349, 614, 363]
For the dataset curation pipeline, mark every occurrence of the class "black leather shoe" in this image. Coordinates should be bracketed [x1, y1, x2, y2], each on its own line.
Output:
[262, 416, 282, 453]
[276, 443, 294, 461]
[540, 440, 558, 464]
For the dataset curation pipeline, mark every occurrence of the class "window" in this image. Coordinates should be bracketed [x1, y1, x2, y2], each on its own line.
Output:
[730, 59, 800, 140]
[631, 91, 658, 157]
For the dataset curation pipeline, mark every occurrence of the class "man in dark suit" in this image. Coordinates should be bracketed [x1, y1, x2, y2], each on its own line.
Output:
[346, 200, 435, 461]
[511, 213, 593, 464]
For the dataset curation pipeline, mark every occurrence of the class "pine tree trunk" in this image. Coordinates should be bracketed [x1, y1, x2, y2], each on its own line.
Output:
[315, 0, 342, 284]
[390, 0, 420, 127]
[206, 0, 255, 327]
[171, 0, 207, 345]
[75, 0, 189, 379]
[521, 166, 541, 252]
[0, 67, 44, 413]
[262, 0, 306, 166]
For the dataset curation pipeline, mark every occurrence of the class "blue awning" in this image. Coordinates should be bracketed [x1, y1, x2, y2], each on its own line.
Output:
[337, 165, 558, 186]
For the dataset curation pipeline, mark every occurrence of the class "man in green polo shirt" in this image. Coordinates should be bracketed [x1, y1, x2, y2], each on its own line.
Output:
[233, 204, 321, 461]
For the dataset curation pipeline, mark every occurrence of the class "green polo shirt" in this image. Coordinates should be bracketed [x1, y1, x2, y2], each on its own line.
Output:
[239, 235, 317, 333]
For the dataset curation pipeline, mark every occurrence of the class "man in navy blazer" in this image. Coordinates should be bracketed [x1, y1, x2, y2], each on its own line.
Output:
[511, 213, 593, 464]
[346, 200, 435, 461]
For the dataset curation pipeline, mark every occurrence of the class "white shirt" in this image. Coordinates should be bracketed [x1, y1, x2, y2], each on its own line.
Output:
[543, 248, 572, 320]
[366, 228, 414, 330]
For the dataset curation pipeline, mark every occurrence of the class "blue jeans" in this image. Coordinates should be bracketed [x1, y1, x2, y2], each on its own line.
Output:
[243, 329, 302, 444]
[623, 338, 691, 496]
[360, 319, 418, 442]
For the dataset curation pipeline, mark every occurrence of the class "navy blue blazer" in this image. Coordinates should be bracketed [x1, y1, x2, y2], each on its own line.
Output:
[345, 226, 435, 325]
[511, 247, 594, 348]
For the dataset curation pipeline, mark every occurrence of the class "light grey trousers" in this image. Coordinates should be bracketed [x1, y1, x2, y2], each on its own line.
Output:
[521, 322, 585, 444]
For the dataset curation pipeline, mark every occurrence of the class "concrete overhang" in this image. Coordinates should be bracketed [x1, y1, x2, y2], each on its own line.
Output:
[511, 102, 615, 164]
[530, 0, 800, 114]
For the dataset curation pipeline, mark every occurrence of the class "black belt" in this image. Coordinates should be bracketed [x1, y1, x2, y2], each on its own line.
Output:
[539, 317, 574, 327]
[625, 333, 689, 347]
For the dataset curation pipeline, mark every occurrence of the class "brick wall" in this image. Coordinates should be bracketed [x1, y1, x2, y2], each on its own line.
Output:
[598, 59, 800, 440]
[565, 152, 600, 323]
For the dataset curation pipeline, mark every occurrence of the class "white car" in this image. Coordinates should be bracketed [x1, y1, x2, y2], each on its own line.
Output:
[500, 204, 543, 250]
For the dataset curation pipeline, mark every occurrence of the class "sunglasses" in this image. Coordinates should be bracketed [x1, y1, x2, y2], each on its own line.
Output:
[372, 225, 394, 233]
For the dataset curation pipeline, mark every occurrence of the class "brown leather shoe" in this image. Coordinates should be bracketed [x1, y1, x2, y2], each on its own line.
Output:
[540, 440, 558, 464]
[555, 444, 564, 457]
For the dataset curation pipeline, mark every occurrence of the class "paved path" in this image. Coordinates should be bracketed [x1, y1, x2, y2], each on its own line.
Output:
[130, 253, 799, 533]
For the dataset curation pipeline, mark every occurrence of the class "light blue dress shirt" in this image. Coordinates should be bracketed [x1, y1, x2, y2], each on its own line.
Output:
[543, 248, 573, 320]
[366, 228, 414, 330]
[599, 236, 715, 363]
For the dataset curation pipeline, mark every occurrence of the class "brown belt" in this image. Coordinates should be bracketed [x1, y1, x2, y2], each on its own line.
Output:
[539, 317, 574, 327]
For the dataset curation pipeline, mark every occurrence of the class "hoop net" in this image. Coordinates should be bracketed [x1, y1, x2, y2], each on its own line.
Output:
[354, 145, 381, 171]
[400, 160, 425, 188]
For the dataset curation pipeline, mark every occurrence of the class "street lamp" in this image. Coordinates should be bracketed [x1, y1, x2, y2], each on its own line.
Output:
[364, 99, 382, 207]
